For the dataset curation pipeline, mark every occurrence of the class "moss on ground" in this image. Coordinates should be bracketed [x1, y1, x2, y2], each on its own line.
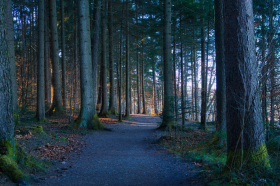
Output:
[225, 143, 271, 173]
[73, 113, 105, 130]
[99, 110, 111, 118]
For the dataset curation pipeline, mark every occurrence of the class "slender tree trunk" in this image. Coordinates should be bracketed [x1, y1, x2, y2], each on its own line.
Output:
[173, 20, 177, 121]
[153, 63, 158, 115]
[159, 0, 174, 129]
[224, 0, 270, 170]
[91, 0, 101, 118]
[215, 0, 226, 145]
[61, 0, 67, 108]
[108, 0, 115, 114]
[36, 0, 45, 120]
[118, 1, 124, 121]
[180, 14, 184, 126]
[268, 0, 275, 126]
[100, 1, 109, 116]
[141, 35, 146, 114]
[125, 0, 130, 117]
[46, 0, 63, 115]
[44, 0, 51, 109]
[200, 0, 206, 129]
[73, 0, 79, 110]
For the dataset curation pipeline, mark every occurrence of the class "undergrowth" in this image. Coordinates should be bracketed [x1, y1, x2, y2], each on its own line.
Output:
[160, 126, 280, 185]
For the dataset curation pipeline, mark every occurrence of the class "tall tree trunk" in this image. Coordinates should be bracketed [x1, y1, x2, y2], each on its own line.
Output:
[224, 0, 270, 170]
[153, 63, 158, 115]
[136, 2, 140, 114]
[5, 0, 17, 113]
[91, 0, 101, 119]
[125, 0, 130, 118]
[141, 35, 146, 114]
[180, 14, 184, 126]
[173, 20, 177, 121]
[61, 0, 66, 108]
[200, 0, 206, 129]
[100, 1, 109, 116]
[108, 0, 115, 114]
[159, 0, 174, 129]
[118, 1, 124, 121]
[44, 0, 51, 109]
[0, 0, 14, 141]
[268, 0, 275, 126]
[36, 0, 45, 120]
[46, 0, 63, 115]
[73, 0, 79, 110]
[75, 0, 104, 129]
[215, 0, 226, 145]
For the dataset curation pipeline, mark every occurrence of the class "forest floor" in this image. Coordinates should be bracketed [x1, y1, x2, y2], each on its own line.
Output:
[0, 114, 205, 186]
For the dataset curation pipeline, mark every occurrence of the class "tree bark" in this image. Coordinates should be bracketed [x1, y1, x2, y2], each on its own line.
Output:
[36, 0, 45, 120]
[5, 0, 17, 113]
[125, 0, 130, 118]
[61, 0, 67, 108]
[44, 0, 51, 109]
[46, 0, 63, 115]
[0, 0, 14, 141]
[108, 0, 116, 113]
[91, 0, 101, 118]
[159, 0, 174, 129]
[214, 0, 226, 145]
[224, 0, 270, 170]
[100, 1, 109, 116]
[75, 0, 104, 130]
[200, 0, 206, 129]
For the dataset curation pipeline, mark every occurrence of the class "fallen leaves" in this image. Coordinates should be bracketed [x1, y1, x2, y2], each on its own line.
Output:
[35, 134, 85, 160]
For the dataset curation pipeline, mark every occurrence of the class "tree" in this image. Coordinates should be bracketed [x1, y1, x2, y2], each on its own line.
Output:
[75, 0, 104, 129]
[61, 0, 67, 108]
[214, 0, 226, 145]
[46, 0, 63, 115]
[91, 0, 102, 119]
[224, 0, 270, 171]
[125, 0, 130, 118]
[108, 0, 116, 114]
[99, 0, 109, 117]
[159, 0, 174, 129]
[5, 0, 17, 113]
[0, 0, 14, 142]
[200, 0, 206, 129]
[36, 0, 45, 121]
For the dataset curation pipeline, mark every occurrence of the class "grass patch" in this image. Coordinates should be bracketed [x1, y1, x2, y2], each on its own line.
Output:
[159, 126, 280, 185]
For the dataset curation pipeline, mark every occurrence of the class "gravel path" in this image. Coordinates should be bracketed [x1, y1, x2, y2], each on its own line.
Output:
[38, 114, 203, 186]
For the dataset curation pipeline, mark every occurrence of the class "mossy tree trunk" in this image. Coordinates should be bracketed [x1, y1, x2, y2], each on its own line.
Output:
[75, 0, 104, 130]
[224, 0, 270, 171]
[46, 0, 63, 116]
[159, 0, 174, 129]
[36, 0, 45, 121]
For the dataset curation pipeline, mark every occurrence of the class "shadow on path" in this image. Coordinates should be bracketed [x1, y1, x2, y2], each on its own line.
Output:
[39, 114, 203, 186]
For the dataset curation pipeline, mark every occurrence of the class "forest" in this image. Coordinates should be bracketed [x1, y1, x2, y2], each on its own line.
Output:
[0, 0, 280, 185]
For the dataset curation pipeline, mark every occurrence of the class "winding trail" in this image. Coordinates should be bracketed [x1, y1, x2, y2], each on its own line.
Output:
[40, 114, 202, 186]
